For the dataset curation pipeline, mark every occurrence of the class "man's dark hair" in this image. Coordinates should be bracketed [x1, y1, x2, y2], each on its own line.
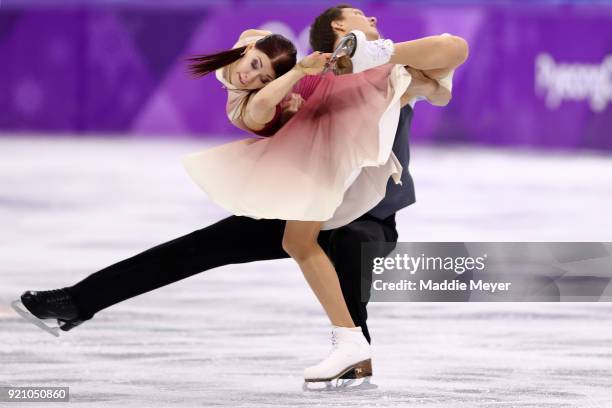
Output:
[309, 4, 353, 52]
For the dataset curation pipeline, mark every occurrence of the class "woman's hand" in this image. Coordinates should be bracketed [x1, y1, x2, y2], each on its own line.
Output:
[294, 52, 332, 75]
[278, 93, 305, 127]
[401, 66, 452, 107]
[405, 66, 437, 96]
[280, 93, 305, 115]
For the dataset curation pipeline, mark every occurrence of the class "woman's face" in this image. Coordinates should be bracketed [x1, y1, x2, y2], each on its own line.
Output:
[229, 44, 276, 90]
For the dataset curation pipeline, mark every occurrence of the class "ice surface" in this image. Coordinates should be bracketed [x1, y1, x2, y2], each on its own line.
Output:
[1, 136, 611, 407]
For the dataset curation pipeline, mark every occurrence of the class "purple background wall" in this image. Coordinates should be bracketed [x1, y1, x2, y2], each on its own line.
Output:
[1, 2, 611, 150]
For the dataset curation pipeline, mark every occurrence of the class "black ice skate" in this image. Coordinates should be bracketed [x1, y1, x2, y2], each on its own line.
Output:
[11, 289, 85, 337]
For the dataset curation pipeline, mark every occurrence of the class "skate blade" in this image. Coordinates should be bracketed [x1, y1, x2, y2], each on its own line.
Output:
[11, 300, 60, 337]
[304, 358, 372, 383]
[323, 32, 357, 74]
[302, 376, 377, 392]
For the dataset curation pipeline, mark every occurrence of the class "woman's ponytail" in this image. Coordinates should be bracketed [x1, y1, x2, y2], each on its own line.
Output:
[186, 34, 296, 81]
[186, 46, 247, 78]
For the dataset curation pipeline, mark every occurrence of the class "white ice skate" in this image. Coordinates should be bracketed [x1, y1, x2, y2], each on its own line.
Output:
[324, 29, 395, 75]
[302, 326, 376, 391]
[347, 29, 395, 74]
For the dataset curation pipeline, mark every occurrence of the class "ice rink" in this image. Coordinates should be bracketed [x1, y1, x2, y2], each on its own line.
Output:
[1, 136, 611, 407]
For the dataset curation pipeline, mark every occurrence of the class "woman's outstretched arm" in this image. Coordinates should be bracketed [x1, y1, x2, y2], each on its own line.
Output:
[243, 67, 306, 129]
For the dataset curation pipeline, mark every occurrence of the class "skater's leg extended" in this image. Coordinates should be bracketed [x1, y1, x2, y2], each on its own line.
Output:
[18, 216, 288, 332]
[282, 220, 354, 328]
[67, 216, 288, 318]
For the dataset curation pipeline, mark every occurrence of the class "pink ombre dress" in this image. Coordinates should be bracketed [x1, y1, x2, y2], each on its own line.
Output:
[182, 36, 414, 230]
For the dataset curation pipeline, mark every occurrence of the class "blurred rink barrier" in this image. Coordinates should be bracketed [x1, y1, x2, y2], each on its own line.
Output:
[0, 0, 611, 151]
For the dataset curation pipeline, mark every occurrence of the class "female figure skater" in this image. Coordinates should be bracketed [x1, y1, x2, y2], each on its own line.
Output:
[182, 28, 467, 383]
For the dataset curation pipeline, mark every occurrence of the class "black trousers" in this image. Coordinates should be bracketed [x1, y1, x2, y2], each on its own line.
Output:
[66, 213, 398, 343]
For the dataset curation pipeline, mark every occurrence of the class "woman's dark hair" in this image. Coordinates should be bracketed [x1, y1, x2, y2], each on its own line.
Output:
[186, 34, 297, 81]
[309, 4, 353, 53]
